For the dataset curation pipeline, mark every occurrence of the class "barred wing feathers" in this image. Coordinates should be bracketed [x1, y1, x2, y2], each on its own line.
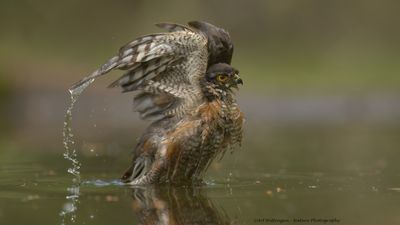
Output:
[70, 23, 208, 121]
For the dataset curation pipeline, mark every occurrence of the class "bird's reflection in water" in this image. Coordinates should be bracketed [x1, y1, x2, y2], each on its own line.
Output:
[131, 186, 234, 225]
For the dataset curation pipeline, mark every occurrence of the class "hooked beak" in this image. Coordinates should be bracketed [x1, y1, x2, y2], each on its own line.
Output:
[229, 74, 243, 90]
[236, 78, 243, 85]
[234, 74, 243, 85]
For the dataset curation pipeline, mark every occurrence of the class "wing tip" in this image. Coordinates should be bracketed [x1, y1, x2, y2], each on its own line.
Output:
[68, 77, 94, 95]
[69, 55, 120, 93]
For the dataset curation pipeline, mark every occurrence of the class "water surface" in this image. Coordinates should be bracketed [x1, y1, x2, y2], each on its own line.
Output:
[1, 150, 400, 225]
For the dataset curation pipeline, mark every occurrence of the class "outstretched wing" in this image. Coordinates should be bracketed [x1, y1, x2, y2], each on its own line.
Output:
[70, 22, 208, 121]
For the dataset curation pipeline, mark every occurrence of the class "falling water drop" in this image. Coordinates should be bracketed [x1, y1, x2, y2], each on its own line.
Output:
[62, 93, 81, 183]
[60, 77, 95, 225]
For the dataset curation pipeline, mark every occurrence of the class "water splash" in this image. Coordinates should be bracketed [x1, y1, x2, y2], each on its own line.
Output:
[62, 94, 81, 183]
[59, 185, 80, 224]
[62, 78, 94, 181]
[60, 78, 94, 224]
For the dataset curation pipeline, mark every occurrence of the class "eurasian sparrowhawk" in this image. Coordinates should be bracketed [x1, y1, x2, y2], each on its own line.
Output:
[70, 21, 244, 185]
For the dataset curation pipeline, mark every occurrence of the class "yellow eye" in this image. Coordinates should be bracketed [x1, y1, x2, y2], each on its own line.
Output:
[216, 74, 228, 82]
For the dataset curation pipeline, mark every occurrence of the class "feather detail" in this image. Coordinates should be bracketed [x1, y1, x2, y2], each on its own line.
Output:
[108, 56, 179, 91]
[155, 22, 194, 32]
[69, 56, 119, 91]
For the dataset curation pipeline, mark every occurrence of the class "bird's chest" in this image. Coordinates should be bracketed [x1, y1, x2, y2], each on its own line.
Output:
[164, 101, 241, 182]
[197, 100, 238, 145]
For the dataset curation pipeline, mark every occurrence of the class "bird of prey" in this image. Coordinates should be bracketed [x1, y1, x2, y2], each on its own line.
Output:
[70, 21, 244, 185]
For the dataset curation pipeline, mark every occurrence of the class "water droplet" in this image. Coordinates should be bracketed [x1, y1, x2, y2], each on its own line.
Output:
[62, 202, 76, 213]
[60, 69, 98, 225]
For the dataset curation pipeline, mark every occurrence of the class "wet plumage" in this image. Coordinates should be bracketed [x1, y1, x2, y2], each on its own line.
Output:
[70, 21, 244, 185]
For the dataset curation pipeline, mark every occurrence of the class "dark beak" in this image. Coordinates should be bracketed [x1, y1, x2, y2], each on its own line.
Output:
[234, 74, 243, 85]
[230, 74, 243, 90]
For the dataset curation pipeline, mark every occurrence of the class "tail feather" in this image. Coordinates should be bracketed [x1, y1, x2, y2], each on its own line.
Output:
[121, 157, 149, 183]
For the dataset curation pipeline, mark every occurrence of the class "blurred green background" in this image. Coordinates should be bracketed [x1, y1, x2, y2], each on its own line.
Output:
[1, 1, 400, 225]
[0, 0, 399, 177]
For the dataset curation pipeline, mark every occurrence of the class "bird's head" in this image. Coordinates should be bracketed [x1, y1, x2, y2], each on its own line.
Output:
[203, 63, 243, 99]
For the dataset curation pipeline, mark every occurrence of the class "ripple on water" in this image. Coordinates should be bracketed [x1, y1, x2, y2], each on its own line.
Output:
[81, 179, 125, 187]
